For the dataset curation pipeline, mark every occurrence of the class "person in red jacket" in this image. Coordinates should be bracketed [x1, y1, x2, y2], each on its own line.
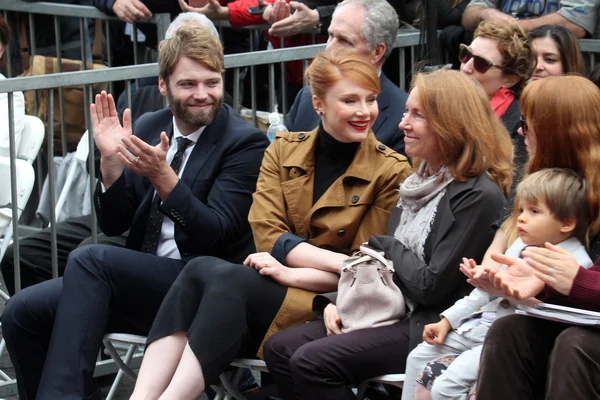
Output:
[179, 0, 327, 101]
[475, 244, 600, 400]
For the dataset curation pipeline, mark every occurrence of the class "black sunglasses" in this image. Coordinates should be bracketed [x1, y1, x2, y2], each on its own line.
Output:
[520, 116, 528, 136]
[459, 44, 509, 74]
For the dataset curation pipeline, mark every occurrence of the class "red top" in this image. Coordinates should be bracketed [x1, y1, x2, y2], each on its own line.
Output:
[225, 0, 327, 85]
[227, 0, 270, 27]
[542, 259, 600, 311]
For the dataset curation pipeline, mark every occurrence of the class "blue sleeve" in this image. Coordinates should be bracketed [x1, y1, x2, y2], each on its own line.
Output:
[271, 232, 308, 264]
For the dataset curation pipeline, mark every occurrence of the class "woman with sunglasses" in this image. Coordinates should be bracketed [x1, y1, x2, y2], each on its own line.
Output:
[528, 24, 585, 82]
[459, 21, 534, 173]
[474, 75, 600, 400]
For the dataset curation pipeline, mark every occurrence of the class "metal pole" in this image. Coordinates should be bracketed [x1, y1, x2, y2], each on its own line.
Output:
[249, 30, 257, 127]
[55, 15, 67, 156]
[424, 0, 441, 65]
[85, 84, 98, 244]
[47, 89, 59, 279]
[7, 93, 21, 293]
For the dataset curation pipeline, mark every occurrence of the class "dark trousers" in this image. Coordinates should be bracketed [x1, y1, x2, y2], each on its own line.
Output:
[263, 319, 411, 400]
[477, 314, 600, 400]
[1, 215, 128, 295]
[1, 244, 185, 400]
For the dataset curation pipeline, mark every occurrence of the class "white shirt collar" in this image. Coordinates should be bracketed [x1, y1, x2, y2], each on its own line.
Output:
[172, 117, 206, 144]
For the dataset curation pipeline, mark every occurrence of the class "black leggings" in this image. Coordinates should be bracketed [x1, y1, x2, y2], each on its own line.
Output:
[146, 256, 287, 384]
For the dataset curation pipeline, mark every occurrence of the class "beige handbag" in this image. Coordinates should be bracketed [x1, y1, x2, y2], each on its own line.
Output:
[336, 245, 405, 333]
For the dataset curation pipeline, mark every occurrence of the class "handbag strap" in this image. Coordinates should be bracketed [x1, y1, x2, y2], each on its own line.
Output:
[358, 245, 389, 267]
[343, 254, 373, 270]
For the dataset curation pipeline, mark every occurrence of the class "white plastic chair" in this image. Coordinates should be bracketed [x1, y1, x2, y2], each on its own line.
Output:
[0, 115, 44, 385]
[0, 115, 45, 263]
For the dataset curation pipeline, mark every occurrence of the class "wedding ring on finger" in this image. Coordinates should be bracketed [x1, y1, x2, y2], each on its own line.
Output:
[134, 156, 140, 165]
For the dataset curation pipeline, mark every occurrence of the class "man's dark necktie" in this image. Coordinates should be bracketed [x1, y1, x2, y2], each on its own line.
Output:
[140, 136, 193, 254]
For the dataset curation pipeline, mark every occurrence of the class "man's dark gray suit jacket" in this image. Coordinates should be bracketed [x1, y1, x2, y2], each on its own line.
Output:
[94, 104, 270, 264]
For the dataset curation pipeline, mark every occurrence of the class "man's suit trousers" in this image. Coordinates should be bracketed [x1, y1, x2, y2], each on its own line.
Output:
[1, 215, 128, 295]
[1, 244, 185, 400]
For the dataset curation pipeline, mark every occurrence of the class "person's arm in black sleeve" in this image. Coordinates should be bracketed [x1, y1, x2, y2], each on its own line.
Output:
[369, 177, 504, 306]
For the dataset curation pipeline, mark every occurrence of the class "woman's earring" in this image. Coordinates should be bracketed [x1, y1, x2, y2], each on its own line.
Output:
[319, 111, 324, 116]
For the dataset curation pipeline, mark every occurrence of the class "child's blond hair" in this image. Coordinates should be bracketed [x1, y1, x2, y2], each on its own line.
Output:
[503, 168, 589, 245]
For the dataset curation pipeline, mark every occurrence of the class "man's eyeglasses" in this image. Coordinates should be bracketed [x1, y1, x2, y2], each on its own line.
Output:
[519, 116, 528, 137]
[459, 44, 509, 74]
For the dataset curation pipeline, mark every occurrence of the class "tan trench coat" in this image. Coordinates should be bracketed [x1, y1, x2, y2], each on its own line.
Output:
[248, 127, 412, 356]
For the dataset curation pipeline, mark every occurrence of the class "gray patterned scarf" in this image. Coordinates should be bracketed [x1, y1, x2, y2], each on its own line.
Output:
[394, 163, 454, 261]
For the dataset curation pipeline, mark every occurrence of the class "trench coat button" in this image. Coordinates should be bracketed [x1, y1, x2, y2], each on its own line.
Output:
[351, 195, 359, 204]
[298, 133, 305, 140]
[337, 229, 346, 237]
[378, 144, 386, 150]
[500, 299, 510, 309]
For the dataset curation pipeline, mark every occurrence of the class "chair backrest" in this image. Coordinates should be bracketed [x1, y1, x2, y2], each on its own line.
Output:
[0, 157, 36, 232]
[17, 115, 45, 164]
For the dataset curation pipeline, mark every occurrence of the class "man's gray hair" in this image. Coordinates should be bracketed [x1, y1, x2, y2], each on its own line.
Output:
[165, 12, 220, 40]
[334, 0, 399, 61]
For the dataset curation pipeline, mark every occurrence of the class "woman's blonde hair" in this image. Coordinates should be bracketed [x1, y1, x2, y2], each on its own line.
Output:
[305, 48, 380, 99]
[502, 76, 600, 245]
[411, 69, 513, 195]
[474, 21, 535, 96]
[514, 168, 589, 243]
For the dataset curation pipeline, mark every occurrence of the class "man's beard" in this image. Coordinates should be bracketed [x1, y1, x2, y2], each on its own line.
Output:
[167, 91, 224, 128]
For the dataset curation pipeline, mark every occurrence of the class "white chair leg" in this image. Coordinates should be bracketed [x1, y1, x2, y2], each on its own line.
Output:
[105, 344, 138, 400]
[217, 368, 247, 400]
[102, 338, 138, 380]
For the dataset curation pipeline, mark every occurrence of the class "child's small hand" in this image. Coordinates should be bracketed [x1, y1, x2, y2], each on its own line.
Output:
[459, 257, 478, 279]
[422, 318, 452, 345]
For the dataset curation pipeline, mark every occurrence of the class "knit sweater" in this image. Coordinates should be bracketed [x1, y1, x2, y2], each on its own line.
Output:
[543, 258, 600, 311]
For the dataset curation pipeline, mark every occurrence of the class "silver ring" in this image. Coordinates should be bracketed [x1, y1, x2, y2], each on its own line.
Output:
[134, 156, 140, 165]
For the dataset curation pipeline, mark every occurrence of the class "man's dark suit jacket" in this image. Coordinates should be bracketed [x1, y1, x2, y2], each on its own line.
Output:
[94, 104, 270, 264]
[286, 73, 409, 156]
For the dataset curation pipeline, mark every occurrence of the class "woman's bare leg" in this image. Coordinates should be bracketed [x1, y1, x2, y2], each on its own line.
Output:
[130, 332, 188, 400]
[158, 342, 206, 400]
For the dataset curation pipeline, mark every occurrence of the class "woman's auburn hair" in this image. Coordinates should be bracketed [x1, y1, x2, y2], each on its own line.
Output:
[305, 48, 380, 99]
[518, 76, 600, 241]
[411, 69, 514, 196]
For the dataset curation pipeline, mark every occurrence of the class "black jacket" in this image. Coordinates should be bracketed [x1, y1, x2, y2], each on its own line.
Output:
[94, 105, 270, 264]
[314, 174, 506, 351]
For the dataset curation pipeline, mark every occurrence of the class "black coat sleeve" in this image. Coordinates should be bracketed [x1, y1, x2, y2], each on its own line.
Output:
[369, 176, 505, 306]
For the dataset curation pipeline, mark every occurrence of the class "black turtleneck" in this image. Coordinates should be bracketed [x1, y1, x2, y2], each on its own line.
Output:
[313, 124, 360, 204]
